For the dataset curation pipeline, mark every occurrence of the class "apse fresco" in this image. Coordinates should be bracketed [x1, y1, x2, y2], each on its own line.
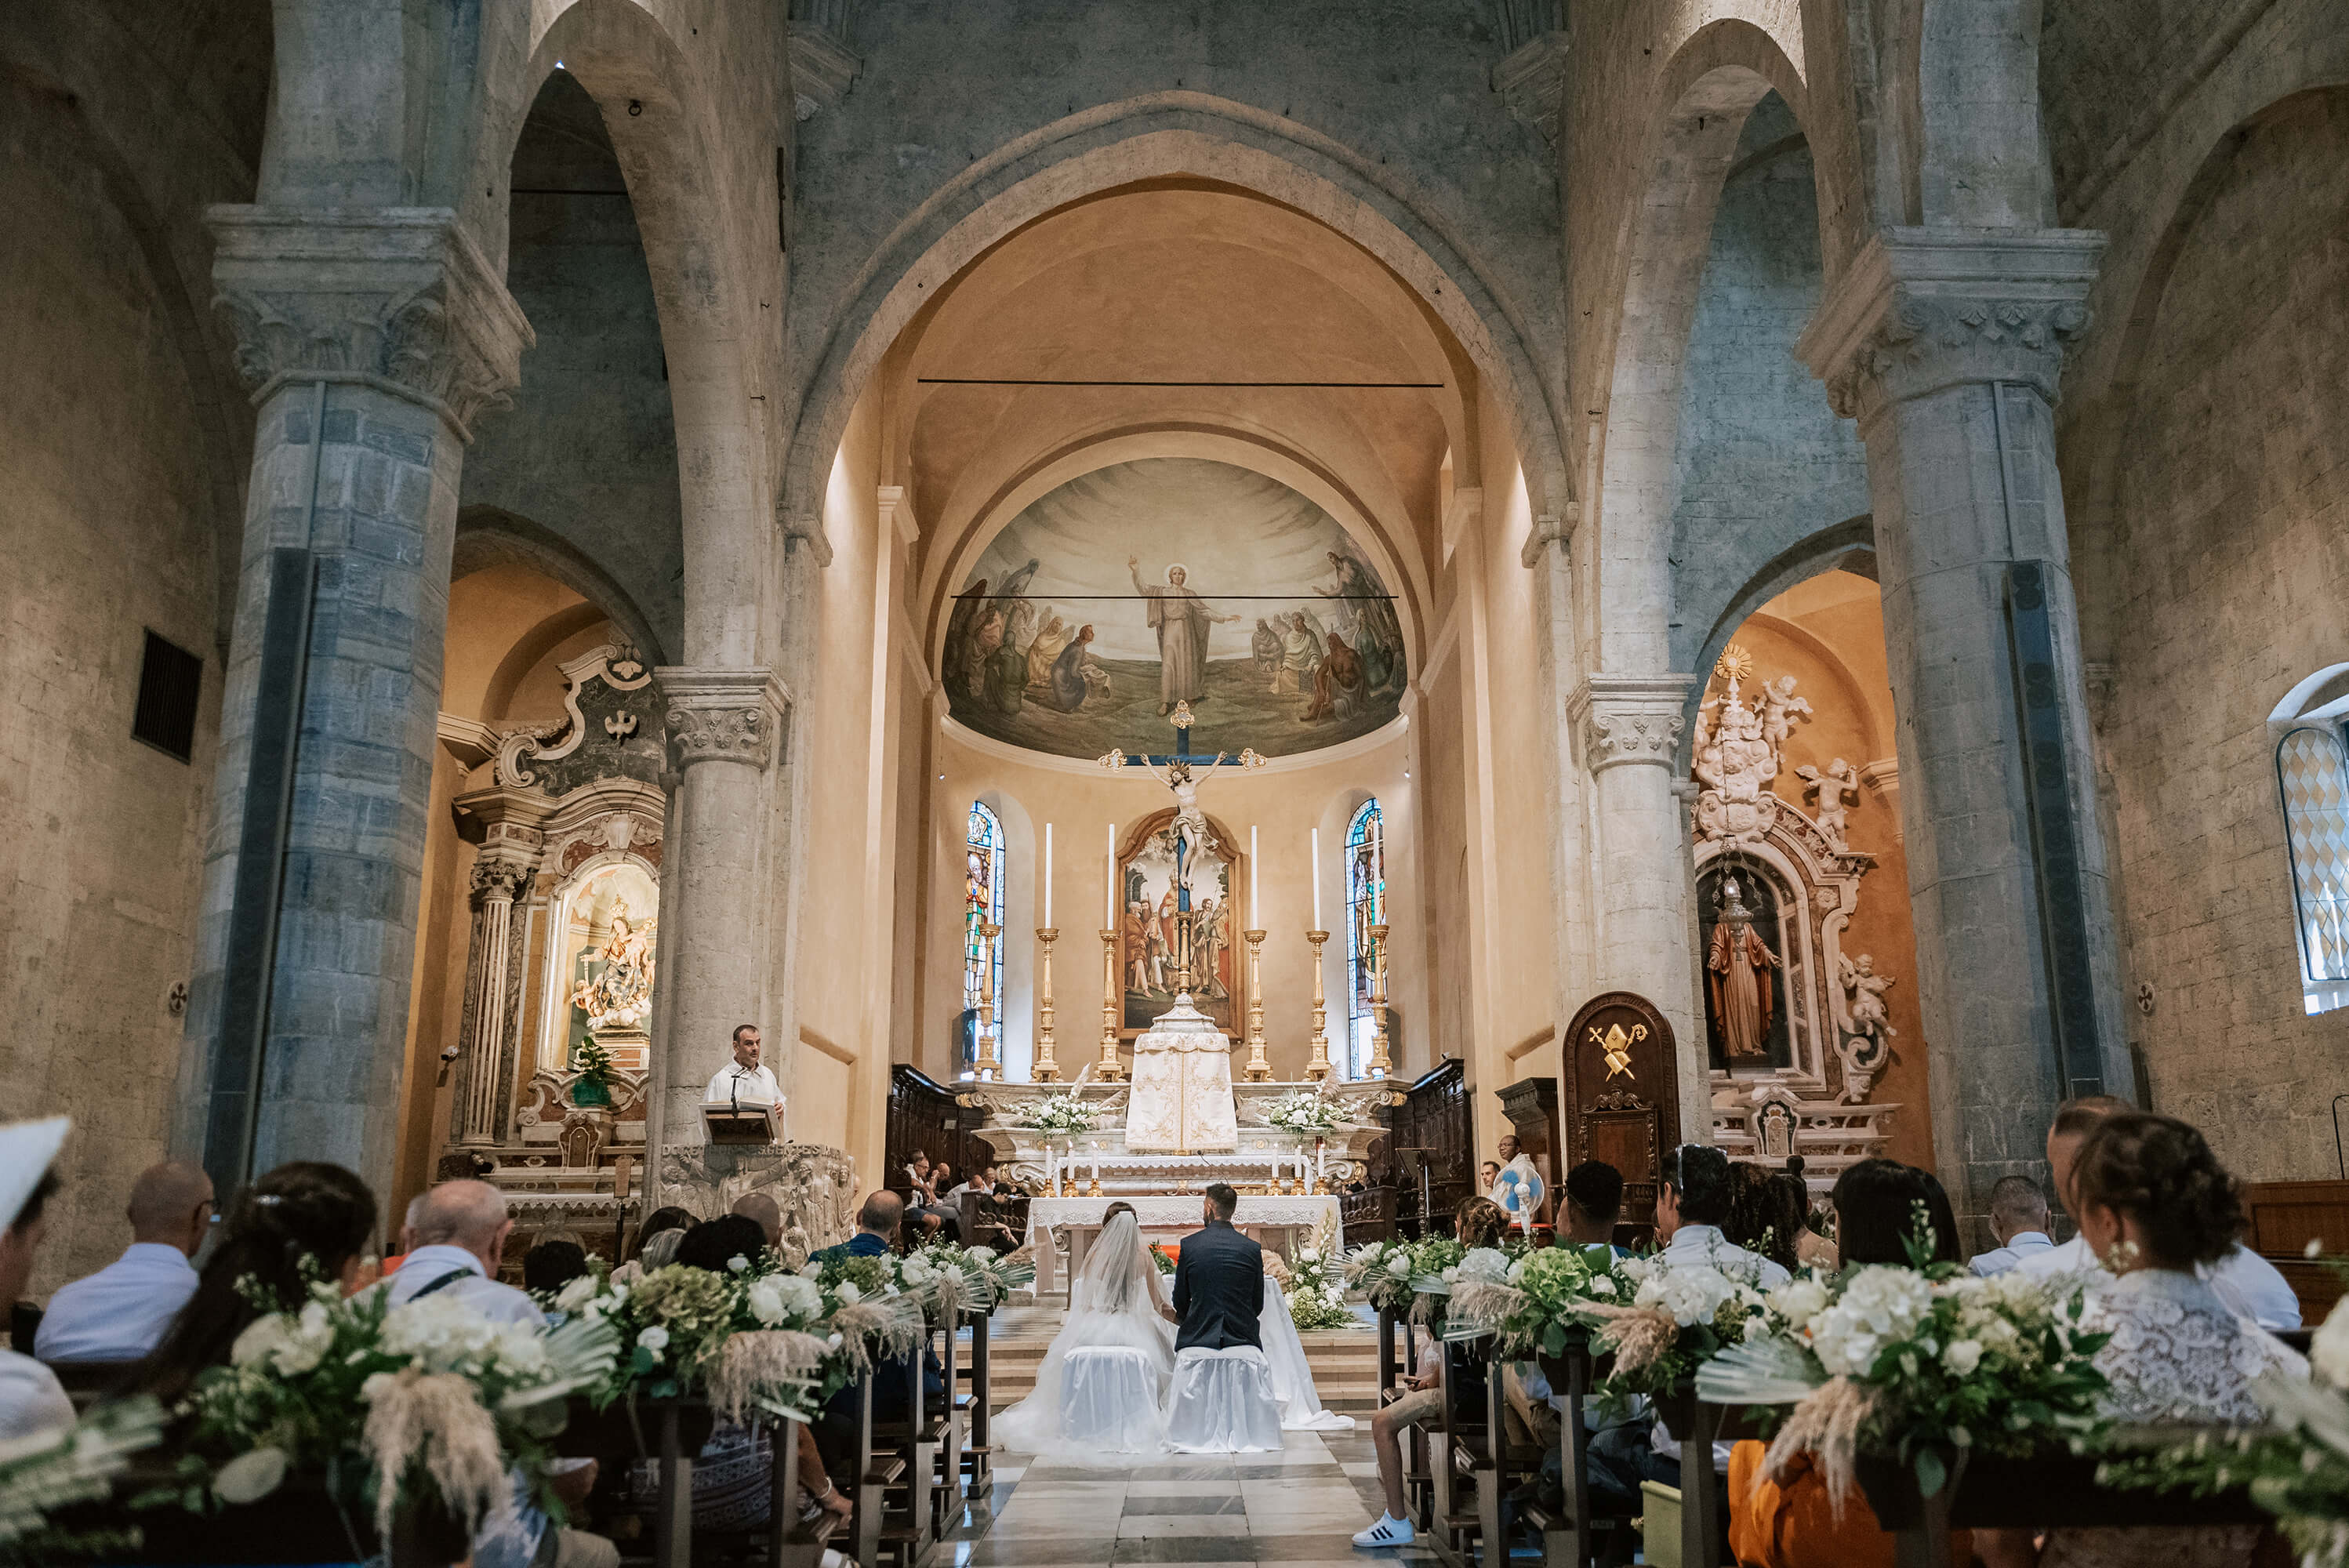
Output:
[942, 459, 1407, 760]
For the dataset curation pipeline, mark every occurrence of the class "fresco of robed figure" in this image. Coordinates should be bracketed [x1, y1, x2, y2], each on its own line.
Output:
[942, 458, 1407, 760]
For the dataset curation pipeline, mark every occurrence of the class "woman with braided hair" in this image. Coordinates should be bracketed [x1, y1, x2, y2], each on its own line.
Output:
[133, 1161, 376, 1401]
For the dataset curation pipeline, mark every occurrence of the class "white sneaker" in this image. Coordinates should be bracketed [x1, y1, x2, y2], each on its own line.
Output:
[1352, 1513, 1415, 1548]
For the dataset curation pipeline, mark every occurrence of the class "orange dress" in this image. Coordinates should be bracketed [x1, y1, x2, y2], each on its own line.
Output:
[1727, 1440, 1972, 1568]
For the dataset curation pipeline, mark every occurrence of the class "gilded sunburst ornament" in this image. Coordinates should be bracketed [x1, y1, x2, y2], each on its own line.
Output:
[1715, 643, 1754, 686]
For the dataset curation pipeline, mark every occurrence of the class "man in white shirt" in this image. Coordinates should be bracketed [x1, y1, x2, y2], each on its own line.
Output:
[380, 1178, 543, 1327]
[1967, 1174, 2055, 1278]
[0, 1117, 74, 1443]
[2013, 1096, 2302, 1330]
[35, 1160, 212, 1363]
[703, 1024, 783, 1113]
[381, 1181, 615, 1568]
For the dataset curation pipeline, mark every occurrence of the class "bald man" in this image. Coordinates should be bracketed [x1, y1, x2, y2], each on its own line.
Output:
[379, 1179, 543, 1327]
[35, 1160, 212, 1363]
[731, 1191, 783, 1250]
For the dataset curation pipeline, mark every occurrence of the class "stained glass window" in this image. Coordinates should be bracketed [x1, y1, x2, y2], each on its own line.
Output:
[1345, 798, 1384, 1078]
[2278, 727, 2349, 1014]
[964, 801, 1006, 1073]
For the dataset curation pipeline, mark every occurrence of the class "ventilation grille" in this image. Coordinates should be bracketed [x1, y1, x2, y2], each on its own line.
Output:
[132, 630, 203, 762]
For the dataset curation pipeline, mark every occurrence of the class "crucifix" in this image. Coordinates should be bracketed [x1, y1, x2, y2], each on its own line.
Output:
[1098, 699, 1265, 999]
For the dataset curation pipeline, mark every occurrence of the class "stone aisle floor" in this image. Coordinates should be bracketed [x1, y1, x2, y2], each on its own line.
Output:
[945, 1427, 1437, 1568]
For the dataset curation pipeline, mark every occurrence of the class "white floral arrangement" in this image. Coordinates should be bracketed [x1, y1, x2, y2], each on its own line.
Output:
[1285, 1214, 1359, 1332]
[1697, 1260, 2109, 1508]
[1005, 1090, 1100, 1135]
[1438, 1242, 1634, 1357]
[0, 1396, 165, 1555]
[1258, 1090, 1346, 1134]
[907, 1241, 1037, 1319]
[145, 1276, 616, 1543]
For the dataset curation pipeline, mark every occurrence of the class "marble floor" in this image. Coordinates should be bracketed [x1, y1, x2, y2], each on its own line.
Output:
[943, 1428, 1434, 1568]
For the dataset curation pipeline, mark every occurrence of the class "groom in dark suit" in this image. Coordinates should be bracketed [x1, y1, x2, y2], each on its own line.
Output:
[1171, 1182, 1262, 1349]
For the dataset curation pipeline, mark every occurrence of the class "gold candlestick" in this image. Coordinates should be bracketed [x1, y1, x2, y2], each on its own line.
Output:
[1241, 929, 1272, 1080]
[1095, 927, 1126, 1080]
[1033, 927, 1060, 1082]
[1303, 929, 1334, 1080]
[1367, 921, 1392, 1078]
[977, 920, 1002, 1080]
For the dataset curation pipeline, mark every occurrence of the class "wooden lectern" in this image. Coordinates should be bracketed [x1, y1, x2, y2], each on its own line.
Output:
[703, 1100, 778, 1145]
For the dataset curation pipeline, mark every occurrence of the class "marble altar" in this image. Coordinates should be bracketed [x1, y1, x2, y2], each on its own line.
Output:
[1124, 994, 1240, 1149]
[1026, 1193, 1345, 1291]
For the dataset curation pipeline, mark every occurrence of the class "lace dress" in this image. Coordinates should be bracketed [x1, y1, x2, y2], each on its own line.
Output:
[2040, 1269, 2307, 1568]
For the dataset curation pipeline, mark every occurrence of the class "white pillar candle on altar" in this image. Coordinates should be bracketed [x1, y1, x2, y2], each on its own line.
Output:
[1318, 1140, 1327, 1178]
[1371, 816, 1384, 922]
[1044, 822, 1054, 927]
[1311, 828, 1322, 929]
[1106, 822, 1116, 929]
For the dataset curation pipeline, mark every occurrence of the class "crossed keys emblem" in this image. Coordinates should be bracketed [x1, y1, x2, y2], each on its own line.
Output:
[1589, 1021, 1646, 1081]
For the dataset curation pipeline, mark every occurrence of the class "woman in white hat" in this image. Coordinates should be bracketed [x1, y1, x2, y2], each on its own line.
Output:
[0, 1116, 74, 1440]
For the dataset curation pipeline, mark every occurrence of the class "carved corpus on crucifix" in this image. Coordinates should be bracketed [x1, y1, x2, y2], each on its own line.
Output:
[1098, 699, 1265, 1002]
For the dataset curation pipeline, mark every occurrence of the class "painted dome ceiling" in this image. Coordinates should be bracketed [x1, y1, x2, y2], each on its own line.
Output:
[941, 458, 1405, 760]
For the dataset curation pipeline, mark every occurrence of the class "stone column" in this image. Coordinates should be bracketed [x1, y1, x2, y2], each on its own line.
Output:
[453, 857, 535, 1148]
[1570, 672, 1710, 1141]
[648, 667, 790, 1194]
[180, 209, 529, 1196]
[1798, 227, 2125, 1214]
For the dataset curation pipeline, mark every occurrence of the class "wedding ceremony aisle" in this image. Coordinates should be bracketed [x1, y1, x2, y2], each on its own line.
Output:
[962, 1428, 1411, 1568]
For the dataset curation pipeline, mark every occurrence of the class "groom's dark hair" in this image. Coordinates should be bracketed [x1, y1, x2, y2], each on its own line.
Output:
[1204, 1183, 1239, 1220]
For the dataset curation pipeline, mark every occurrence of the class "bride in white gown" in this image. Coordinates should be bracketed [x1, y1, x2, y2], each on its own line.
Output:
[993, 1208, 1352, 1458]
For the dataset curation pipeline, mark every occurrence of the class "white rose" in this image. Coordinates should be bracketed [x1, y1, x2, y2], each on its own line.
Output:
[968, 1247, 997, 1263]
[837, 1281, 862, 1304]
[2311, 1300, 2349, 1389]
[728, 1254, 752, 1274]
[801, 1261, 822, 1278]
[213, 1446, 289, 1504]
[1942, 1340, 1983, 1376]
[1588, 1276, 1617, 1298]
[555, 1273, 600, 1312]
[1770, 1277, 1830, 1330]
[747, 1278, 789, 1326]
[637, 1325, 671, 1353]
[231, 1314, 295, 1370]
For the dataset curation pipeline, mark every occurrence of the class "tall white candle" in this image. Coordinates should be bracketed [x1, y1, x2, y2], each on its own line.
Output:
[1044, 822, 1053, 927]
[1106, 822, 1116, 930]
[1318, 1140, 1327, 1178]
[1372, 817, 1385, 924]
[1250, 826, 1259, 917]
[1311, 828, 1322, 930]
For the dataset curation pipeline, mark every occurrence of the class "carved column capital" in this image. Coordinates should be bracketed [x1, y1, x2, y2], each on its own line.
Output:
[205, 206, 533, 440]
[1568, 672, 1694, 774]
[1796, 227, 2107, 424]
[467, 856, 534, 908]
[659, 667, 791, 769]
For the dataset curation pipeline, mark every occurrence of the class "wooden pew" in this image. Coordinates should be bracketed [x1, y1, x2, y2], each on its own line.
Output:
[958, 1306, 995, 1498]
[1431, 1338, 1501, 1568]
[1856, 1449, 2273, 1568]
[1521, 1345, 1601, 1568]
[1650, 1392, 1764, 1568]
[1378, 1302, 1438, 1526]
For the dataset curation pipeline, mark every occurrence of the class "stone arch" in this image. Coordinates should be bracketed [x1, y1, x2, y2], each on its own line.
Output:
[455, 506, 670, 667]
[509, 2, 773, 667]
[779, 95, 1574, 541]
[2071, 81, 2349, 668]
[1588, 20, 1824, 674]
[1677, 514, 1878, 768]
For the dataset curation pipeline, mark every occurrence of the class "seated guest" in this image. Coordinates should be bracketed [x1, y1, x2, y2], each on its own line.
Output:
[1589, 1145, 1791, 1513]
[521, 1239, 590, 1301]
[1562, 1159, 1625, 1249]
[1968, 1174, 2054, 1276]
[1979, 1114, 2306, 1568]
[1353, 1196, 1506, 1548]
[1729, 1157, 1970, 1568]
[2014, 1095, 2300, 1328]
[378, 1192, 427, 1277]
[1726, 1160, 1808, 1276]
[730, 1192, 783, 1250]
[942, 1162, 995, 1199]
[662, 1216, 849, 1534]
[381, 1179, 540, 1325]
[35, 1159, 212, 1364]
[136, 1161, 376, 1402]
[0, 1119, 72, 1440]
[811, 1193, 945, 1482]
[635, 1205, 695, 1257]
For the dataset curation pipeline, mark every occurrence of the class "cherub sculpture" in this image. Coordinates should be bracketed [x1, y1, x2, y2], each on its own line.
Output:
[1795, 757, 1861, 849]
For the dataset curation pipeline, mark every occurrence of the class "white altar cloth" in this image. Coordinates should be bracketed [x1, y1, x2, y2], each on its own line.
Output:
[1124, 996, 1239, 1150]
[1026, 1194, 1343, 1291]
